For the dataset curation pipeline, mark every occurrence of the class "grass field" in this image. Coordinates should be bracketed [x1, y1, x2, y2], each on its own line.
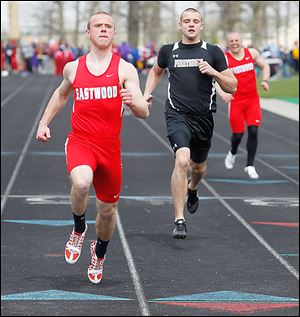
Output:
[257, 76, 299, 100]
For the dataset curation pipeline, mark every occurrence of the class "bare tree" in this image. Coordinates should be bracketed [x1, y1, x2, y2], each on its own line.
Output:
[73, 1, 81, 47]
[271, 1, 281, 47]
[247, 1, 267, 48]
[30, 1, 63, 41]
[216, 1, 242, 38]
[128, 1, 140, 47]
[54, 1, 65, 40]
[142, 1, 161, 44]
[284, 1, 290, 49]
[88, 1, 100, 17]
[198, 1, 208, 39]
[110, 1, 121, 32]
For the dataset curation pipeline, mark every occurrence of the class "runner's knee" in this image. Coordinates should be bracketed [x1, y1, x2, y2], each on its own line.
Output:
[192, 161, 207, 175]
[97, 201, 117, 218]
[175, 151, 190, 172]
[247, 125, 258, 140]
[232, 132, 243, 143]
[72, 178, 92, 195]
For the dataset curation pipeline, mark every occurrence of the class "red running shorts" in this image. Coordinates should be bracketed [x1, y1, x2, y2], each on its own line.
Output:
[65, 133, 122, 203]
[228, 95, 262, 133]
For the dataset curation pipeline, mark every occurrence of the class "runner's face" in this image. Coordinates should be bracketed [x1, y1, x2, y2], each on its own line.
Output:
[227, 33, 242, 54]
[179, 12, 203, 41]
[86, 14, 116, 48]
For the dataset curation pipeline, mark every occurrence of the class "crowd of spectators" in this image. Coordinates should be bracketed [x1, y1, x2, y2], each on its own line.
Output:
[1, 38, 157, 77]
[1, 38, 298, 79]
[258, 40, 299, 78]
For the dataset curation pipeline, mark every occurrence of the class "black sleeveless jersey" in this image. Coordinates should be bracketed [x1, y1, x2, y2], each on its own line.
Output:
[157, 40, 227, 114]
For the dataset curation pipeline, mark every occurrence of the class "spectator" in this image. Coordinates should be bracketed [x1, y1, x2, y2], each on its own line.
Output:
[280, 46, 291, 78]
[53, 46, 65, 75]
[291, 40, 299, 73]
[21, 43, 34, 73]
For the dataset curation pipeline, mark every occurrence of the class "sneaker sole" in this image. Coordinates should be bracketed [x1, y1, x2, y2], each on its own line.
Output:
[187, 199, 199, 214]
[65, 248, 81, 264]
[88, 273, 103, 284]
[173, 232, 186, 239]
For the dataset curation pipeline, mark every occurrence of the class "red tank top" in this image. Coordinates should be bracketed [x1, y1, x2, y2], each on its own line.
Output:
[225, 48, 258, 98]
[71, 54, 123, 137]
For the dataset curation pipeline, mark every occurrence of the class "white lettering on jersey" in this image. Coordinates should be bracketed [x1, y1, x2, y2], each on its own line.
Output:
[230, 62, 254, 74]
[75, 86, 118, 100]
[174, 59, 199, 68]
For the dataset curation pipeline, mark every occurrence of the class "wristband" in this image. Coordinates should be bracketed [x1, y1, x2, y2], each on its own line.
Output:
[262, 80, 269, 84]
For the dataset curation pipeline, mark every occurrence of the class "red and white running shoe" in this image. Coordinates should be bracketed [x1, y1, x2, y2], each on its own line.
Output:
[88, 241, 106, 284]
[64, 225, 87, 264]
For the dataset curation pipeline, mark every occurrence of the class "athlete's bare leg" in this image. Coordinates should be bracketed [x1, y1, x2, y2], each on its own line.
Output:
[171, 147, 190, 221]
[95, 200, 117, 240]
[70, 165, 93, 216]
[188, 160, 207, 190]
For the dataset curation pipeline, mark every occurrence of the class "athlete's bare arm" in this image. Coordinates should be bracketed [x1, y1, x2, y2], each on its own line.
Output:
[215, 82, 234, 104]
[249, 48, 270, 91]
[36, 61, 77, 142]
[119, 60, 149, 119]
[198, 58, 237, 94]
[144, 63, 166, 104]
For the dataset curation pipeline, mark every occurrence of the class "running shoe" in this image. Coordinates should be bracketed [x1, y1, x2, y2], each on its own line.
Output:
[88, 241, 106, 284]
[64, 225, 87, 264]
[173, 219, 187, 239]
[187, 188, 199, 214]
[225, 151, 236, 169]
[244, 166, 259, 179]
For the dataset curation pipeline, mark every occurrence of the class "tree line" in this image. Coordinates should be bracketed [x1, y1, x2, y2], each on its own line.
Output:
[14, 1, 299, 49]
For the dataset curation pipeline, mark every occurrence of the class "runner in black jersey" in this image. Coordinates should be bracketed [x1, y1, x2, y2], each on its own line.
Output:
[144, 8, 237, 239]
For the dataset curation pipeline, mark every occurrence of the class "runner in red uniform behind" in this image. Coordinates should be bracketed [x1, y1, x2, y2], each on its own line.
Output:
[216, 32, 270, 179]
[36, 11, 149, 284]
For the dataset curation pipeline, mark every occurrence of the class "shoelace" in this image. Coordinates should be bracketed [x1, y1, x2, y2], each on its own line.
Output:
[89, 242, 105, 270]
[90, 253, 105, 270]
[69, 231, 84, 248]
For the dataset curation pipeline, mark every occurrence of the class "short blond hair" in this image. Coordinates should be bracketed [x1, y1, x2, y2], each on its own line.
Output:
[87, 11, 114, 30]
[180, 8, 202, 22]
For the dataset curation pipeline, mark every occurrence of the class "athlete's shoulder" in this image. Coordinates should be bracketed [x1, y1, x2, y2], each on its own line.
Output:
[119, 57, 135, 70]
[206, 42, 224, 52]
[158, 43, 174, 55]
[65, 58, 79, 70]
[160, 43, 175, 50]
[63, 59, 79, 83]
[118, 58, 137, 79]
[248, 47, 260, 59]
[206, 42, 226, 60]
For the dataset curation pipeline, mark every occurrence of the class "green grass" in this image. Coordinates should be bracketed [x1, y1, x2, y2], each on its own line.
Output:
[257, 76, 299, 100]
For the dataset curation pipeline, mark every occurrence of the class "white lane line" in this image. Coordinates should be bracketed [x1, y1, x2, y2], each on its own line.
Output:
[213, 131, 299, 186]
[116, 211, 151, 316]
[216, 109, 299, 147]
[4, 195, 299, 205]
[153, 95, 299, 186]
[1, 80, 55, 215]
[204, 180, 299, 280]
[138, 119, 299, 280]
[1, 77, 34, 108]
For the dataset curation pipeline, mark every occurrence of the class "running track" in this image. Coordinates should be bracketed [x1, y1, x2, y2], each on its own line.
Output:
[1, 73, 299, 316]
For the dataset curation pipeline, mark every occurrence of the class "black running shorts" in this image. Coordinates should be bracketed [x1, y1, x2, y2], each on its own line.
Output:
[165, 106, 214, 163]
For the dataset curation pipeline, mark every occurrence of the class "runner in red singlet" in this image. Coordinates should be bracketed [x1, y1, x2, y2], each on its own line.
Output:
[216, 32, 270, 179]
[36, 11, 149, 284]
